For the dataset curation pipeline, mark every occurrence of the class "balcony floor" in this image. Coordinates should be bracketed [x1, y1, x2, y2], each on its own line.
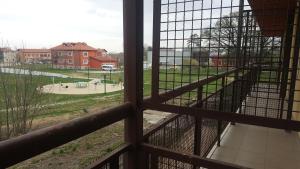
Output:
[209, 124, 300, 169]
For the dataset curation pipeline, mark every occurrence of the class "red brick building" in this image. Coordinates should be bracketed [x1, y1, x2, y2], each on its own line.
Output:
[210, 54, 235, 67]
[89, 49, 118, 69]
[51, 42, 118, 69]
[17, 49, 51, 64]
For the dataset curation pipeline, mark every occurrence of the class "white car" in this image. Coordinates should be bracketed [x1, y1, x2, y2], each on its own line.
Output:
[101, 65, 117, 71]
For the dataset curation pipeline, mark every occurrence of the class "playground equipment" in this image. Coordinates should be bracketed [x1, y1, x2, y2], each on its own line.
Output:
[42, 78, 122, 95]
[75, 82, 88, 88]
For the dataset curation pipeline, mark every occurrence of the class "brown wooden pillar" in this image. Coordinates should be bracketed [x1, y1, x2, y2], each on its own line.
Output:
[151, 0, 161, 101]
[193, 86, 203, 169]
[123, 0, 144, 168]
[288, 6, 300, 120]
[280, 10, 295, 119]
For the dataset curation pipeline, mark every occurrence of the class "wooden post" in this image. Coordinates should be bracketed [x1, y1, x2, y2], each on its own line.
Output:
[109, 157, 119, 169]
[123, 0, 144, 168]
[218, 77, 226, 146]
[193, 86, 203, 169]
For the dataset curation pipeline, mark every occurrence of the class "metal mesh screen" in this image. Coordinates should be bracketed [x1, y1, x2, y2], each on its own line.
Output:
[147, 0, 299, 168]
[153, 0, 296, 119]
[147, 115, 195, 154]
[157, 0, 245, 95]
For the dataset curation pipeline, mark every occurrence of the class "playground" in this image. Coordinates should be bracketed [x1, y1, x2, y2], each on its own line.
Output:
[42, 79, 123, 95]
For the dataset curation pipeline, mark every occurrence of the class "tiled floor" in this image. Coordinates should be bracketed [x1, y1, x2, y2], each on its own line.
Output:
[209, 124, 300, 169]
[241, 84, 287, 119]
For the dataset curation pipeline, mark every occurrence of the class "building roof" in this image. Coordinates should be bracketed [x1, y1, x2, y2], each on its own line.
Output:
[248, 0, 297, 36]
[51, 42, 96, 51]
[97, 48, 107, 53]
[89, 55, 117, 62]
[18, 49, 50, 53]
[0, 47, 12, 52]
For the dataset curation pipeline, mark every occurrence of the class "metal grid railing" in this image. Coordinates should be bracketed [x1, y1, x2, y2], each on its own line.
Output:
[147, 115, 195, 154]
[148, 0, 300, 168]
[157, 0, 245, 95]
[1, 0, 300, 169]
[153, 0, 292, 119]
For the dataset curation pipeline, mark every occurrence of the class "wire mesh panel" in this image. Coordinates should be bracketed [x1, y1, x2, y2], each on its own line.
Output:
[156, 0, 247, 100]
[147, 115, 195, 154]
[153, 0, 298, 118]
[149, 0, 298, 168]
[96, 155, 123, 169]
[151, 0, 251, 162]
[153, 0, 294, 117]
[156, 156, 193, 169]
[237, 10, 287, 119]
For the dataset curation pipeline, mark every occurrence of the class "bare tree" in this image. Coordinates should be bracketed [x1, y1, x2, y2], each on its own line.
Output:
[186, 12, 281, 65]
[187, 12, 240, 53]
[0, 63, 45, 140]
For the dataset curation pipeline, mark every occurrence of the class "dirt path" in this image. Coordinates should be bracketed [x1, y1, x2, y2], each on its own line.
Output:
[42, 81, 122, 95]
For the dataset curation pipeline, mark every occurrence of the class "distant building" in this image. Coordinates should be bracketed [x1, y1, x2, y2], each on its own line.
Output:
[0, 48, 17, 65]
[17, 49, 51, 64]
[210, 53, 235, 67]
[147, 49, 192, 69]
[89, 49, 118, 69]
[51, 42, 118, 69]
[110, 52, 124, 66]
[146, 48, 209, 69]
[51, 42, 96, 69]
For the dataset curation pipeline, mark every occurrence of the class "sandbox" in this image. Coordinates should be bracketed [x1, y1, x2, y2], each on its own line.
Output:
[42, 79, 122, 95]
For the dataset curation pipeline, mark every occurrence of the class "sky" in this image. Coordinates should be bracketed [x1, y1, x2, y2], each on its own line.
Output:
[0, 0, 153, 53]
[0, 0, 248, 53]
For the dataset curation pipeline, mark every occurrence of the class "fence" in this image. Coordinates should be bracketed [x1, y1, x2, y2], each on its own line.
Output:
[1, 0, 300, 169]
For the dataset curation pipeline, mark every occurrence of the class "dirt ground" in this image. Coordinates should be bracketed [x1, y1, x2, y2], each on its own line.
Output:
[9, 106, 170, 169]
[10, 121, 124, 169]
[42, 80, 122, 95]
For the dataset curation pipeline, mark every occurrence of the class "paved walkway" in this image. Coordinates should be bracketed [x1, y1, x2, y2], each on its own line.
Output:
[0, 68, 69, 78]
[42, 80, 122, 95]
[77, 70, 123, 74]
[210, 124, 300, 169]
[209, 83, 299, 169]
[241, 83, 287, 119]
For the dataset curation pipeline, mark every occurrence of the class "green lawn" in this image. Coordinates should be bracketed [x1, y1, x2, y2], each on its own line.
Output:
[2, 65, 234, 169]
[0, 65, 232, 126]
[9, 64, 228, 93]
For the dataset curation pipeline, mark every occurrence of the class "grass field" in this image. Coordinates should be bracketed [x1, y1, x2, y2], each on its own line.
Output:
[1, 65, 229, 124]
[2, 64, 231, 168]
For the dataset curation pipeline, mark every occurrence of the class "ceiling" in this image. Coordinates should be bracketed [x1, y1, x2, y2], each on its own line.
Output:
[248, 0, 297, 36]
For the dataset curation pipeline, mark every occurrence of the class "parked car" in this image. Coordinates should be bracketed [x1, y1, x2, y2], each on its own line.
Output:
[101, 64, 117, 71]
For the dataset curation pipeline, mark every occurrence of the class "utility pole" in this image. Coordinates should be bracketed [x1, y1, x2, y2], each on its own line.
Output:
[103, 74, 107, 94]
[88, 57, 90, 79]
[109, 69, 112, 81]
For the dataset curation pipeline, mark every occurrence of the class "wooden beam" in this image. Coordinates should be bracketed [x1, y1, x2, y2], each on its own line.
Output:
[0, 103, 132, 168]
[143, 102, 300, 131]
[141, 143, 251, 169]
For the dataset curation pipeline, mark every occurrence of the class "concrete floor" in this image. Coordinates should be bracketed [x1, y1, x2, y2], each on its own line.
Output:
[209, 124, 300, 169]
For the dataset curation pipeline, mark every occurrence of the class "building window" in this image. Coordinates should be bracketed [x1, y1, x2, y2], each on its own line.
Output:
[83, 52, 88, 57]
[68, 59, 73, 64]
[83, 59, 88, 65]
[68, 52, 73, 56]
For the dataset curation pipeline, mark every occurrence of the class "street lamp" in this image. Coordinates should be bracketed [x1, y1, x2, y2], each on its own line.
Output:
[109, 69, 112, 81]
[88, 57, 90, 79]
[103, 74, 107, 94]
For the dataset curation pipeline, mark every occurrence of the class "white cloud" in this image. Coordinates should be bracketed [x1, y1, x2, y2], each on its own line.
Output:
[0, 0, 131, 52]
